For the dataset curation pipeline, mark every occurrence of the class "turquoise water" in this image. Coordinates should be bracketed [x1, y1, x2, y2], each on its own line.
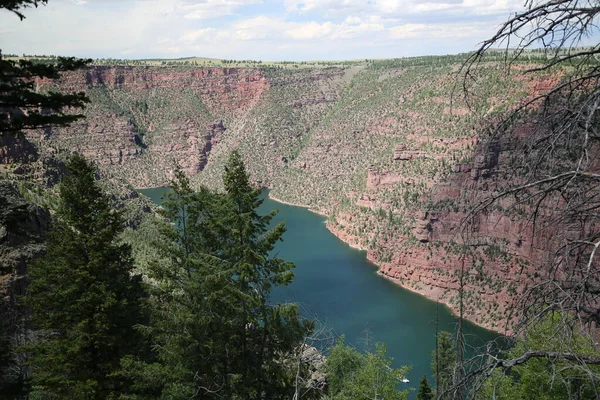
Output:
[138, 187, 497, 391]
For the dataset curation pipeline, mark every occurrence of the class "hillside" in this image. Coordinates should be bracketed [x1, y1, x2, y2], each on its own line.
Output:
[5, 55, 565, 333]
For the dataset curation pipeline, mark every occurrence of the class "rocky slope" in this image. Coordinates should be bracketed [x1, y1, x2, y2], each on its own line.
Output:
[8, 57, 571, 333]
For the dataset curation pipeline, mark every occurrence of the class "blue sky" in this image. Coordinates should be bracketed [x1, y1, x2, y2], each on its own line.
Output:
[0, 0, 528, 60]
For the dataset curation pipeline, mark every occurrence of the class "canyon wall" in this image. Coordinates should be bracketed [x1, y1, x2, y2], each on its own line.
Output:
[6, 59, 571, 333]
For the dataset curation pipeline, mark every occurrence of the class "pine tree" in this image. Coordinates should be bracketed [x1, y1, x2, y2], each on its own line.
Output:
[0, 297, 21, 399]
[417, 376, 434, 400]
[431, 331, 456, 399]
[221, 150, 311, 398]
[1, 0, 90, 135]
[124, 154, 312, 399]
[119, 166, 234, 399]
[26, 155, 144, 399]
[0, 53, 89, 134]
[0, 4, 91, 395]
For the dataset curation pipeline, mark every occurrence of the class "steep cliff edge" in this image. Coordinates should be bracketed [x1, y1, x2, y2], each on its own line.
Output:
[9, 59, 573, 333]
[38, 65, 353, 189]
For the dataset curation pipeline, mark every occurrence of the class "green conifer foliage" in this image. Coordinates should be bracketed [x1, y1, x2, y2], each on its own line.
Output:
[431, 331, 456, 399]
[222, 150, 310, 397]
[0, 3, 91, 394]
[0, 54, 90, 134]
[25, 155, 144, 399]
[1, 0, 46, 20]
[1, 0, 90, 136]
[0, 297, 23, 399]
[417, 376, 433, 400]
[124, 154, 312, 399]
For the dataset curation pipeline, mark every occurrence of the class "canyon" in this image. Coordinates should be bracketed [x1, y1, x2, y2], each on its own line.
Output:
[2, 56, 570, 334]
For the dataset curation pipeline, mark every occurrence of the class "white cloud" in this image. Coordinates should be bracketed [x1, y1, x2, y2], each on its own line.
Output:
[284, 0, 373, 17]
[157, 36, 171, 44]
[389, 21, 492, 39]
[180, 28, 217, 43]
[229, 16, 284, 40]
[179, 15, 386, 43]
[284, 0, 526, 18]
[285, 21, 334, 40]
[0, 0, 533, 60]
[182, 0, 263, 20]
[167, 46, 182, 53]
[388, 23, 427, 39]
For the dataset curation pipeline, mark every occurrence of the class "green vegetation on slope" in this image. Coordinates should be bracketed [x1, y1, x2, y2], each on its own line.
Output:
[25, 155, 145, 398]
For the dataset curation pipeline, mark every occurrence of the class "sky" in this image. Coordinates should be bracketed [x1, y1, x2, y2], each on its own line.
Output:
[0, 0, 529, 61]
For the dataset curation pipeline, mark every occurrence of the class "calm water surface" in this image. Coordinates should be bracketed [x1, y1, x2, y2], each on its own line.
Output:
[138, 187, 498, 391]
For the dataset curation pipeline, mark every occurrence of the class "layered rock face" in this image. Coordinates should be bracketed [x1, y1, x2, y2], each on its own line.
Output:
[40, 66, 274, 187]
[372, 134, 558, 333]
[9, 60, 574, 333]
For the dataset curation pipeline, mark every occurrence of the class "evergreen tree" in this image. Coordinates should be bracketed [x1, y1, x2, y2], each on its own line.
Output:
[1, 1, 90, 135]
[0, 297, 22, 399]
[123, 155, 311, 399]
[0, 3, 91, 395]
[431, 331, 456, 399]
[222, 150, 311, 398]
[0, 53, 89, 134]
[25, 155, 145, 399]
[417, 376, 434, 400]
[119, 166, 235, 399]
[1, 0, 46, 20]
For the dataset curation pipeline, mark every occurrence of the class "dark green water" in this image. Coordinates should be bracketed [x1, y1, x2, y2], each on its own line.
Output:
[138, 187, 497, 391]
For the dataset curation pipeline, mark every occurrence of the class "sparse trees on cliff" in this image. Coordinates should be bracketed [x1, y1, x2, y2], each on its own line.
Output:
[453, 0, 600, 398]
[461, 0, 600, 330]
[25, 155, 145, 398]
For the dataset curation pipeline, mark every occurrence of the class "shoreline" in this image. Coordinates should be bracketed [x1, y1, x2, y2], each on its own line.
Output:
[140, 186, 504, 335]
[267, 194, 368, 251]
[375, 269, 506, 335]
[267, 193, 328, 217]
[268, 192, 505, 335]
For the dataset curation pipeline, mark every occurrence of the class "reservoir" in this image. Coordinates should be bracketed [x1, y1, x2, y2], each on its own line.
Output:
[138, 187, 498, 390]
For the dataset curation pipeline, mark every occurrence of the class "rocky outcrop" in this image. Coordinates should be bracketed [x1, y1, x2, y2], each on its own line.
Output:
[393, 145, 428, 161]
[367, 167, 411, 190]
[366, 130, 571, 333]
[0, 131, 38, 165]
[0, 181, 49, 291]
